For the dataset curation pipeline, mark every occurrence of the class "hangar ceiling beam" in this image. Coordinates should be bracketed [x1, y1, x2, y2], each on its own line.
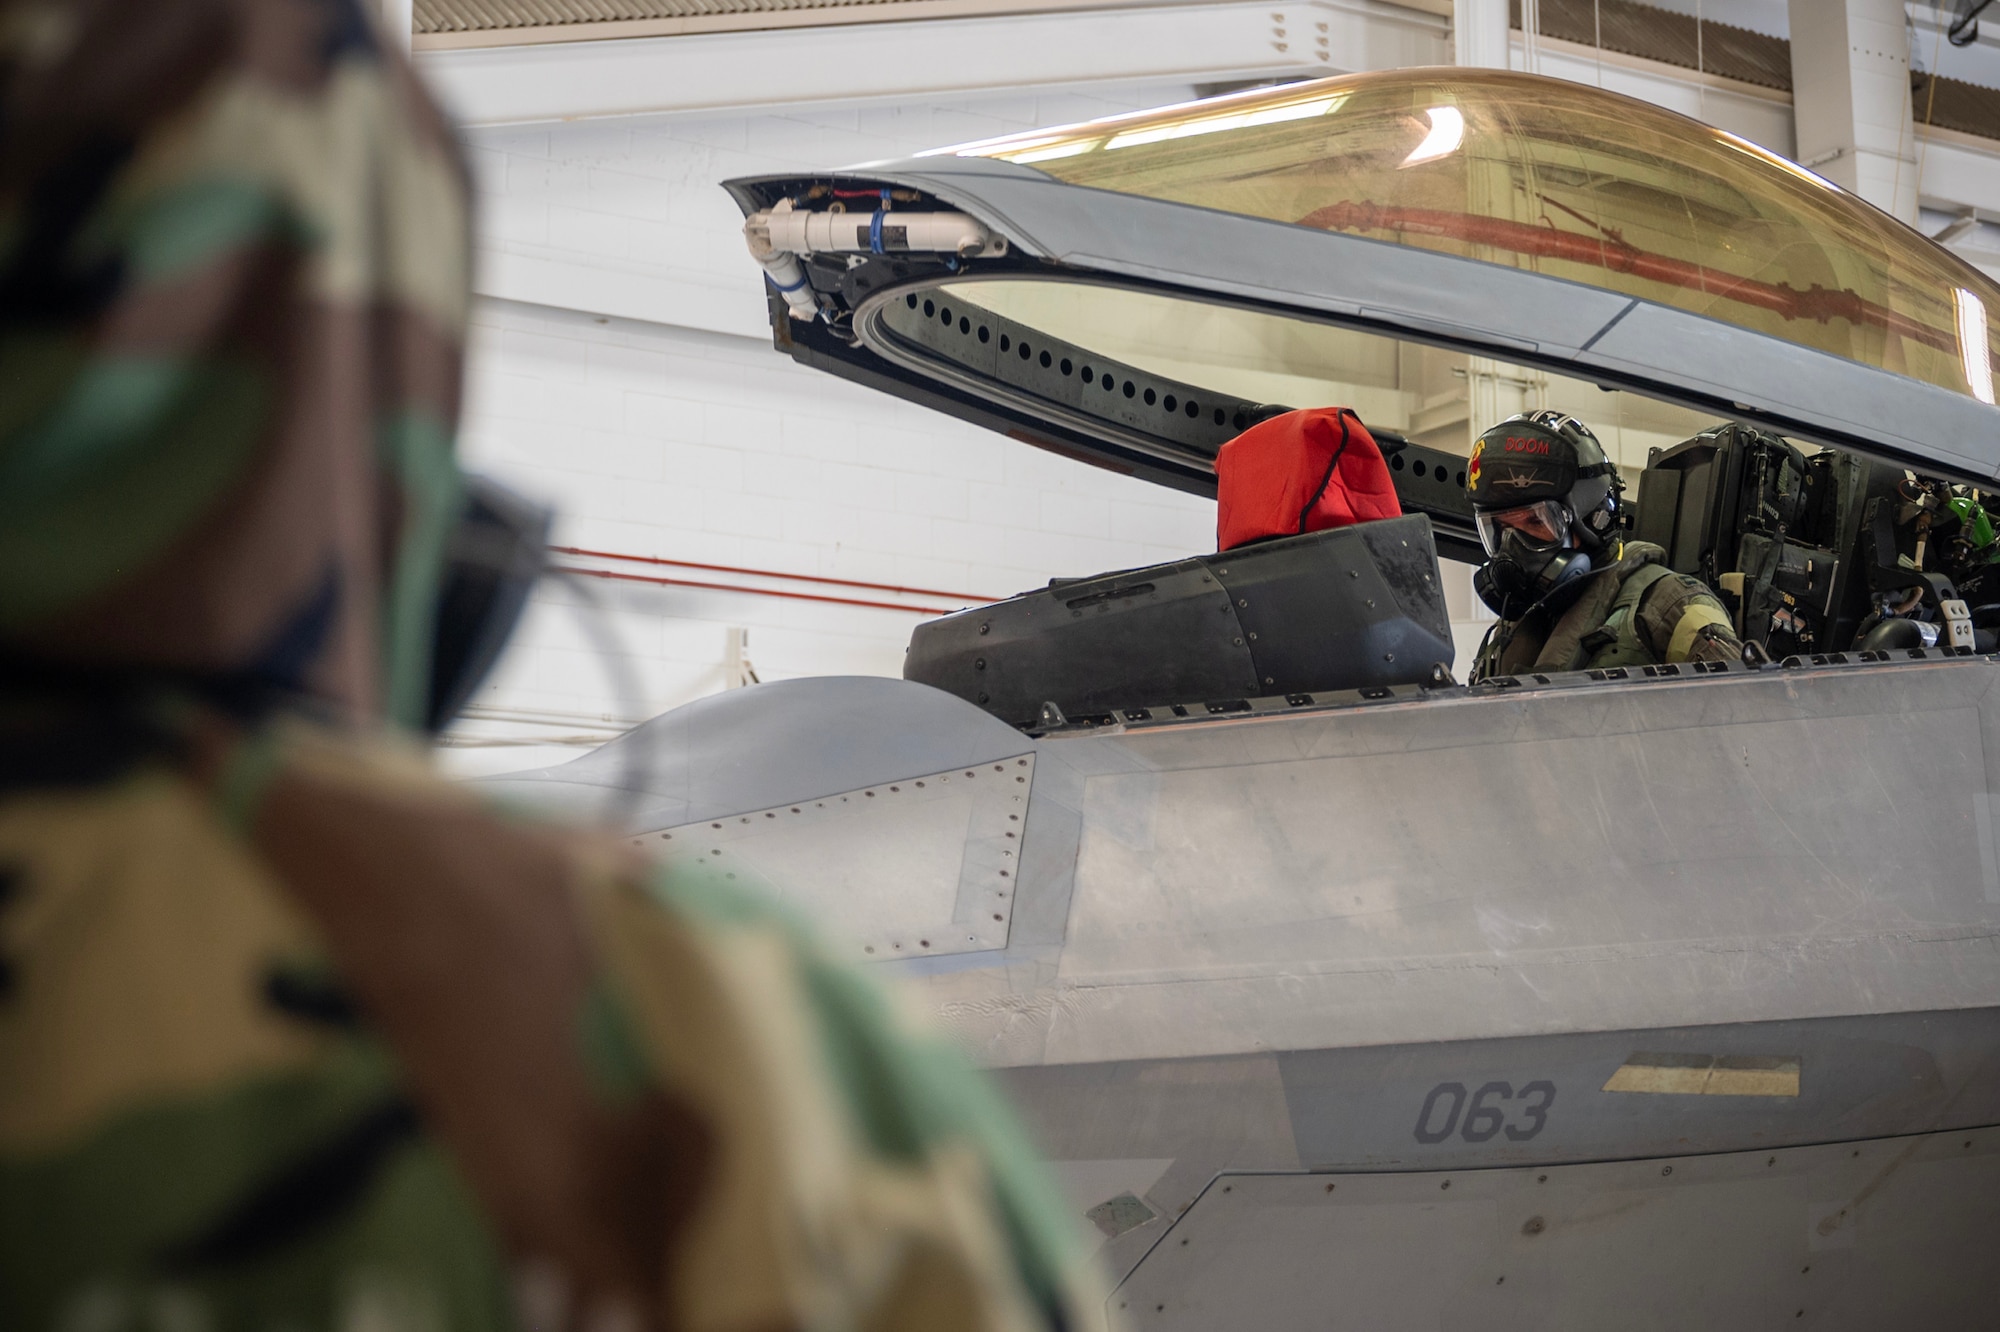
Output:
[417, 0, 1446, 126]
[1788, 0, 1920, 222]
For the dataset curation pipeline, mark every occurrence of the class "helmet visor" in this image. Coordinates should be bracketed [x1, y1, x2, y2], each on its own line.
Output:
[1476, 500, 1571, 557]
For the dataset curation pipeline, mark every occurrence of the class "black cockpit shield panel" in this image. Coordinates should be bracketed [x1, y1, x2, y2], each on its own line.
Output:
[905, 514, 1454, 728]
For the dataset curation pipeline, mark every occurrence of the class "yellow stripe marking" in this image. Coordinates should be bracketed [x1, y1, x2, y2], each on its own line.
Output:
[1667, 602, 1733, 661]
[1602, 1053, 1800, 1098]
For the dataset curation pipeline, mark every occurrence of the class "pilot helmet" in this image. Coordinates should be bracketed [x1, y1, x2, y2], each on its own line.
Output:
[1465, 410, 1621, 613]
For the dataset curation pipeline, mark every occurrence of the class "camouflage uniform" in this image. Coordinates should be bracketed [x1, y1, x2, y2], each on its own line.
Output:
[0, 5, 1097, 1331]
[1471, 539, 1741, 681]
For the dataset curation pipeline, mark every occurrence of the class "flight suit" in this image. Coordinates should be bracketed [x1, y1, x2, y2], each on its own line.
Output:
[0, 5, 1095, 1330]
[1472, 540, 1741, 681]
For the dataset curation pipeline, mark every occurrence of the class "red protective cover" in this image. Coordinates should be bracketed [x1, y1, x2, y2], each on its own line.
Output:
[1215, 407, 1402, 552]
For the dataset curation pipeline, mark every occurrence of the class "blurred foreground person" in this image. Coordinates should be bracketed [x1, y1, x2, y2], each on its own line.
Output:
[0, 4, 1095, 1329]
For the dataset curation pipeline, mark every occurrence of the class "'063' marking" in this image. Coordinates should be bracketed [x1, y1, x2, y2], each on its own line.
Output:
[1412, 1080, 1556, 1144]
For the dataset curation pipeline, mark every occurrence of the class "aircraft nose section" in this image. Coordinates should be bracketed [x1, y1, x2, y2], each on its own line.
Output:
[476, 674, 1030, 831]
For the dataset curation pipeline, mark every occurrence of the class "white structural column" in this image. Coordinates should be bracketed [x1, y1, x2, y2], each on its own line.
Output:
[380, 0, 412, 51]
[1450, 0, 1514, 651]
[1788, 0, 1917, 222]
[1453, 0, 1509, 68]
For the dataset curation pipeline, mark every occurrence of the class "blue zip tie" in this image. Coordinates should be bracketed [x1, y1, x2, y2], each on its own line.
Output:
[869, 209, 885, 254]
[765, 271, 808, 294]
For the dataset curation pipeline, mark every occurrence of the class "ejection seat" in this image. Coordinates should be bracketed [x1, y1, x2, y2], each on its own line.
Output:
[903, 409, 1457, 729]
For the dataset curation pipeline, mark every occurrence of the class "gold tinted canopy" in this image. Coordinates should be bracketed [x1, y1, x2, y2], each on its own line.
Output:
[929, 68, 2000, 409]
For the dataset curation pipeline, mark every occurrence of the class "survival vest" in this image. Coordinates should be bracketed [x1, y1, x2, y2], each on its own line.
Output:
[1215, 407, 1401, 552]
[1473, 543, 1679, 680]
[1574, 563, 1676, 670]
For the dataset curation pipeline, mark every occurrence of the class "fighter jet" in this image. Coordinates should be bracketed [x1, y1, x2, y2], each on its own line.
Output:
[485, 69, 2000, 1328]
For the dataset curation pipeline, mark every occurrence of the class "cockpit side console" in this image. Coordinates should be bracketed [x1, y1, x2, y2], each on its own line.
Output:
[1636, 425, 1867, 658]
[1638, 425, 2000, 657]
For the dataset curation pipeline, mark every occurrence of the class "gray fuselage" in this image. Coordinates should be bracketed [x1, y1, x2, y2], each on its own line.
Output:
[484, 656, 2000, 1329]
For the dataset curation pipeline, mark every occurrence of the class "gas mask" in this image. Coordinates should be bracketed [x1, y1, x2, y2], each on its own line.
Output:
[425, 475, 553, 733]
[1473, 498, 1594, 615]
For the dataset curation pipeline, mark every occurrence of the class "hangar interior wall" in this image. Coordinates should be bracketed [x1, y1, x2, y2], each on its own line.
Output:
[448, 89, 1223, 772]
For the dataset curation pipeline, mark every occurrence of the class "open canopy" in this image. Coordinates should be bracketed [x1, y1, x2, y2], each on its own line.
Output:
[935, 70, 2000, 414]
[727, 68, 2000, 552]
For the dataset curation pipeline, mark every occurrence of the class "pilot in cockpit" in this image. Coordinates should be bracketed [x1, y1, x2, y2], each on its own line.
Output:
[1466, 410, 1742, 682]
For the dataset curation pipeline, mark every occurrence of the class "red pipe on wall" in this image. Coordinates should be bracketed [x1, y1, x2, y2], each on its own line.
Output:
[549, 544, 994, 604]
[554, 564, 971, 616]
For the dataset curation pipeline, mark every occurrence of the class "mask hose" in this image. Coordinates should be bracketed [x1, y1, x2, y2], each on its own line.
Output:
[1472, 559, 1594, 681]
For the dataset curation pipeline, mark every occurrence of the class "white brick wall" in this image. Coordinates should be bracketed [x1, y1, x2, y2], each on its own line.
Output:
[447, 294, 1222, 772]
[463, 84, 1209, 340]
[467, 301, 1224, 587]
[442, 84, 1289, 774]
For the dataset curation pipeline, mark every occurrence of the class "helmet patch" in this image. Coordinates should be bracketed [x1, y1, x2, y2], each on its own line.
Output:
[1467, 417, 1582, 509]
